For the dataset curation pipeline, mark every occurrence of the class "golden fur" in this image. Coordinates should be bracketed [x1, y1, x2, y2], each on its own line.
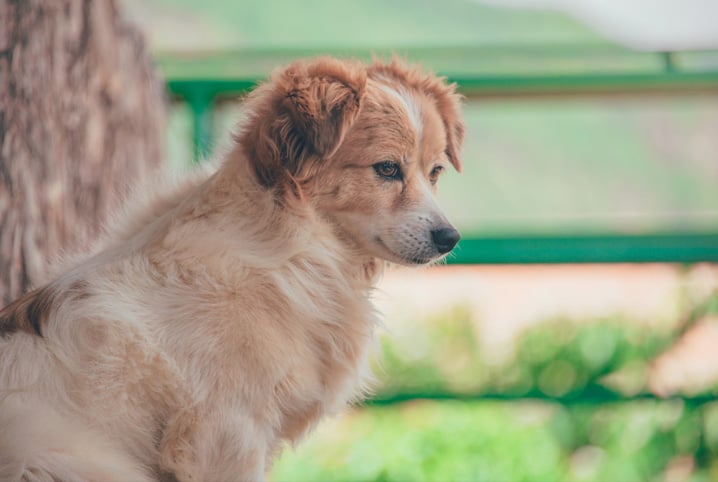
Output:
[0, 57, 464, 481]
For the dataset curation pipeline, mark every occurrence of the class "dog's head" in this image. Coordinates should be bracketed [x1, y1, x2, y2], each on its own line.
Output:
[238, 57, 464, 265]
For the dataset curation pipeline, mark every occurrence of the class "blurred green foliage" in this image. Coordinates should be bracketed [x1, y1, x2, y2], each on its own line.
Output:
[272, 290, 718, 481]
[274, 400, 718, 482]
[376, 307, 678, 401]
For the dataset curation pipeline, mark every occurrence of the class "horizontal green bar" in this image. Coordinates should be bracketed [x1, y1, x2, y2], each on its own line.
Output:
[453, 71, 718, 96]
[167, 79, 258, 100]
[156, 46, 718, 80]
[366, 390, 717, 407]
[446, 233, 718, 264]
[166, 70, 718, 101]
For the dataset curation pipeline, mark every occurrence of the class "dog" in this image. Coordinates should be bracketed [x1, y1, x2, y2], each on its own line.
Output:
[0, 56, 464, 481]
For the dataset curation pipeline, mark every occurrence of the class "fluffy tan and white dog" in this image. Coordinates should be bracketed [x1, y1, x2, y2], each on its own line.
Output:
[0, 56, 464, 481]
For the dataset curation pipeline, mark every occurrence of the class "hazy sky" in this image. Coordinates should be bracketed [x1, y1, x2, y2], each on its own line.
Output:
[480, 0, 718, 50]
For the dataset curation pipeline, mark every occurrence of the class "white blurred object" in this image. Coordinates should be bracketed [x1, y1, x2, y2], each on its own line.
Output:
[481, 0, 718, 50]
[649, 316, 718, 397]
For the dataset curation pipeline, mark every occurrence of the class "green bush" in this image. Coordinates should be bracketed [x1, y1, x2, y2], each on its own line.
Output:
[272, 291, 718, 481]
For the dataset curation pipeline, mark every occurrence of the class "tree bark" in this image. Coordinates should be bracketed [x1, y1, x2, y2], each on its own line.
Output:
[0, 0, 165, 305]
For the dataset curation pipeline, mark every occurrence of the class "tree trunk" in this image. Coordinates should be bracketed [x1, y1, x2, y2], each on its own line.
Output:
[0, 0, 165, 305]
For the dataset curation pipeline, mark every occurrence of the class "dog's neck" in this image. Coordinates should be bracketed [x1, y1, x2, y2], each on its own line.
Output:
[205, 148, 384, 288]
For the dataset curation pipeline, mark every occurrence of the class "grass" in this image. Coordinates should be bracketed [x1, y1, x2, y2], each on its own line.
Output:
[271, 399, 718, 482]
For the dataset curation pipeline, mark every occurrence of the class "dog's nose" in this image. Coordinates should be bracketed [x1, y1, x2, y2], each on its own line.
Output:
[431, 227, 461, 254]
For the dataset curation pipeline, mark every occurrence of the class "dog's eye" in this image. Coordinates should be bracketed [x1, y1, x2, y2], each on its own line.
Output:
[373, 161, 402, 181]
[429, 165, 444, 185]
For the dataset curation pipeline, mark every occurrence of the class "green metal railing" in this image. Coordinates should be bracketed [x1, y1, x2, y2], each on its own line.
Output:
[161, 47, 718, 265]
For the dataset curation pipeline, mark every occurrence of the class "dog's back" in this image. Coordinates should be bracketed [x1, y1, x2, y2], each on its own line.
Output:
[0, 275, 161, 481]
[0, 171, 208, 481]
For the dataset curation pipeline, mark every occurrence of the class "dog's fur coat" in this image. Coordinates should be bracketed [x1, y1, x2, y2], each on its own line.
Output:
[0, 57, 464, 481]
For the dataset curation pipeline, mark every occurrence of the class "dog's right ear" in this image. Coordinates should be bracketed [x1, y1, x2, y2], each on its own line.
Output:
[238, 57, 367, 191]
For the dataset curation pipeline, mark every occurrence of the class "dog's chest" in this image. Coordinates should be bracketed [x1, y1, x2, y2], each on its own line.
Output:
[256, 258, 377, 440]
[273, 299, 374, 442]
[172, 255, 377, 441]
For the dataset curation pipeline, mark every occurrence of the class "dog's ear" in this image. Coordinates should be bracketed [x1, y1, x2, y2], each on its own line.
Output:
[432, 85, 465, 173]
[239, 57, 367, 190]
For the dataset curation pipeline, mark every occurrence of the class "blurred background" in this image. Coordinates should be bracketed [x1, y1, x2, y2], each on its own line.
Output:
[124, 0, 717, 480]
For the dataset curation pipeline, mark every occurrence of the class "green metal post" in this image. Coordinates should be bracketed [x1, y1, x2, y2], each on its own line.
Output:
[187, 90, 214, 161]
[661, 51, 676, 73]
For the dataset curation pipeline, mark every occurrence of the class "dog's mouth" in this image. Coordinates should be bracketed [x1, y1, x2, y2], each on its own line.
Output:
[374, 236, 436, 266]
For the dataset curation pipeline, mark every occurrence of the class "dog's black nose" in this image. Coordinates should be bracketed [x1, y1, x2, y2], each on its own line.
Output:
[431, 227, 461, 254]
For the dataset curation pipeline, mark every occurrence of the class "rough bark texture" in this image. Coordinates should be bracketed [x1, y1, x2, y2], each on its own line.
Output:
[0, 0, 165, 305]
